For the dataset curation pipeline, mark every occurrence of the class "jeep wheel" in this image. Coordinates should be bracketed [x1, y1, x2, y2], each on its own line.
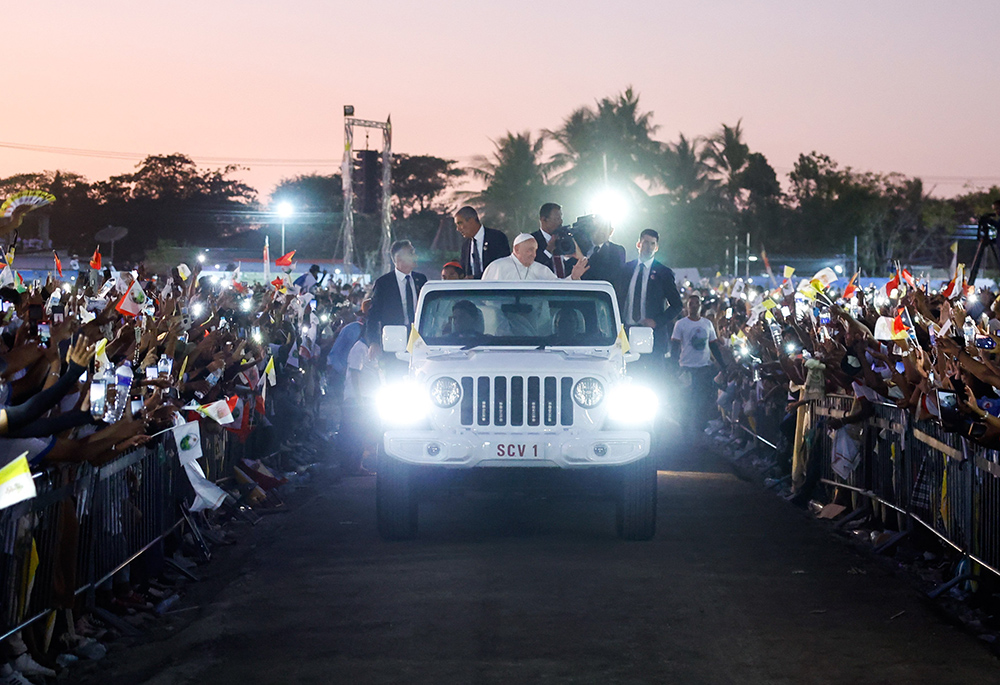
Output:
[616, 456, 657, 540]
[376, 447, 418, 540]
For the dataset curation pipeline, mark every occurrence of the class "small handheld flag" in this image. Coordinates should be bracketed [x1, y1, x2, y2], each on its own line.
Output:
[53, 252, 62, 278]
[115, 280, 147, 317]
[616, 325, 630, 354]
[842, 271, 859, 300]
[884, 270, 900, 297]
[0, 452, 36, 510]
[275, 250, 296, 268]
[90, 247, 102, 271]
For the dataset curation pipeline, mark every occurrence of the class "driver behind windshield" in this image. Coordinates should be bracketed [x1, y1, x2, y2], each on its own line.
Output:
[450, 299, 483, 338]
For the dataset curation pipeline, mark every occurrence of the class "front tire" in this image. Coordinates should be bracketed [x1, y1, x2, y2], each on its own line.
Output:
[616, 456, 657, 540]
[376, 446, 418, 540]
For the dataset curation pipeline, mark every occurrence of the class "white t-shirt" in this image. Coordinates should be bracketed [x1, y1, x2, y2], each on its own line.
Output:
[344, 340, 376, 400]
[671, 316, 717, 368]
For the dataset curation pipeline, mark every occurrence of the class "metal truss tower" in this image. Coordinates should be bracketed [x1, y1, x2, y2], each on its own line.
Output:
[340, 114, 393, 275]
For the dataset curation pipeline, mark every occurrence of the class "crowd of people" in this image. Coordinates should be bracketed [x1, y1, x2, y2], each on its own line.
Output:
[0, 239, 366, 680]
[2, 193, 999, 680]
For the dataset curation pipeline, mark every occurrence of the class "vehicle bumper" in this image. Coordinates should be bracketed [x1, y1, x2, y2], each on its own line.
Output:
[382, 430, 650, 468]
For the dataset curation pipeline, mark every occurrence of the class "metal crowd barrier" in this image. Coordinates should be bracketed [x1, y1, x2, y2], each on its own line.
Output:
[718, 382, 785, 451]
[0, 428, 233, 642]
[811, 395, 1000, 589]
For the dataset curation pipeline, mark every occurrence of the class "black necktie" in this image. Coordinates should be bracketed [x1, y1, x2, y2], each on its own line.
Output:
[405, 275, 415, 324]
[472, 238, 482, 277]
[631, 263, 644, 323]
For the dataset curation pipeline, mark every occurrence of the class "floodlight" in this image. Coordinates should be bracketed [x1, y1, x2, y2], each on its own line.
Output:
[276, 201, 294, 219]
[590, 189, 628, 227]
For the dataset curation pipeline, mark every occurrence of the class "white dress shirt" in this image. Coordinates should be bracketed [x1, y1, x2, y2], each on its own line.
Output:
[625, 257, 655, 324]
[482, 255, 561, 281]
[538, 229, 553, 258]
[470, 226, 486, 274]
[394, 268, 418, 325]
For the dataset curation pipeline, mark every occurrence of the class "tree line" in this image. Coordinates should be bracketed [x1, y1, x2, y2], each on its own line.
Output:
[1, 87, 996, 275]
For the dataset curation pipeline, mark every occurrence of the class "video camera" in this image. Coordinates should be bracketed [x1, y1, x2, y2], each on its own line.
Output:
[551, 214, 601, 257]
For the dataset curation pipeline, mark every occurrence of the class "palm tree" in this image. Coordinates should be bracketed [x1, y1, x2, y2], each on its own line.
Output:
[701, 120, 750, 205]
[462, 131, 551, 235]
[546, 87, 663, 204]
[660, 134, 717, 203]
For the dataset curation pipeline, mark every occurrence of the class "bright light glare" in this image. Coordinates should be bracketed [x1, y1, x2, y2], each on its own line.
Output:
[967, 293, 979, 304]
[834, 265, 844, 274]
[276, 201, 294, 219]
[62, 283, 72, 292]
[197, 254, 206, 263]
[320, 314, 329, 323]
[589, 189, 628, 227]
[252, 331, 263, 343]
[786, 343, 798, 354]
[191, 303, 204, 318]
[748, 255, 759, 262]
[240, 299, 252, 312]
[376, 380, 429, 425]
[606, 384, 658, 424]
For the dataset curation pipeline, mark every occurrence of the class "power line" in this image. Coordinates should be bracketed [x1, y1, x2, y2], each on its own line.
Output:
[0, 141, 344, 167]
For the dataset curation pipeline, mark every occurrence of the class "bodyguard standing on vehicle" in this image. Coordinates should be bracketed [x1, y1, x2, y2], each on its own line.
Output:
[455, 206, 511, 279]
[580, 215, 626, 287]
[365, 240, 427, 350]
[621, 229, 683, 372]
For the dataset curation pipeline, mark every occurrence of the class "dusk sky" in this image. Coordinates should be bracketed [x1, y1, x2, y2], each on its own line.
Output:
[4, 0, 999, 202]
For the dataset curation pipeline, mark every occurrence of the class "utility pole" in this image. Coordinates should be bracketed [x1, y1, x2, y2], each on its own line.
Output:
[745, 232, 750, 279]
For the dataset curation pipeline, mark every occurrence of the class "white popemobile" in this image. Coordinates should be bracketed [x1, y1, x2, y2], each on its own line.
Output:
[374, 279, 659, 540]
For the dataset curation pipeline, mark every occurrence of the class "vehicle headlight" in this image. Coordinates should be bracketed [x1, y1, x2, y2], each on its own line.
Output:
[606, 384, 658, 424]
[376, 379, 429, 425]
[573, 377, 605, 408]
[430, 377, 461, 407]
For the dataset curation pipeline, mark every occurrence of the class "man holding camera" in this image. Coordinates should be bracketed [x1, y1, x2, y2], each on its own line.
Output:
[455, 206, 510, 279]
[531, 203, 562, 271]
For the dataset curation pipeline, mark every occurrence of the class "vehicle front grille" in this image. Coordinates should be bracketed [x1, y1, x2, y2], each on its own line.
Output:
[460, 376, 574, 427]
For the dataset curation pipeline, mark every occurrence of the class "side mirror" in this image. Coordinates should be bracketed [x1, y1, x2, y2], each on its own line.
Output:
[383, 325, 408, 353]
[628, 326, 654, 354]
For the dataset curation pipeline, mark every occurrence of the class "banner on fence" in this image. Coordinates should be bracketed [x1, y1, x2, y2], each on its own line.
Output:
[830, 428, 862, 480]
[183, 460, 228, 512]
[0, 452, 36, 509]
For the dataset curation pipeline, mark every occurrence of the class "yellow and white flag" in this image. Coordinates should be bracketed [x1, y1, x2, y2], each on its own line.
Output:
[406, 325, 426, 353]
[94, 339, 112, 375]
[617, 325, 630, 354]
[263, 356, 276, 386]
[197, 399, 235, 425]
[0, 453, 36, 510]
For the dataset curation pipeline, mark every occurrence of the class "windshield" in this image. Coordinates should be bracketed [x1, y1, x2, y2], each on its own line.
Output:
[418, 288, 618, 347]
